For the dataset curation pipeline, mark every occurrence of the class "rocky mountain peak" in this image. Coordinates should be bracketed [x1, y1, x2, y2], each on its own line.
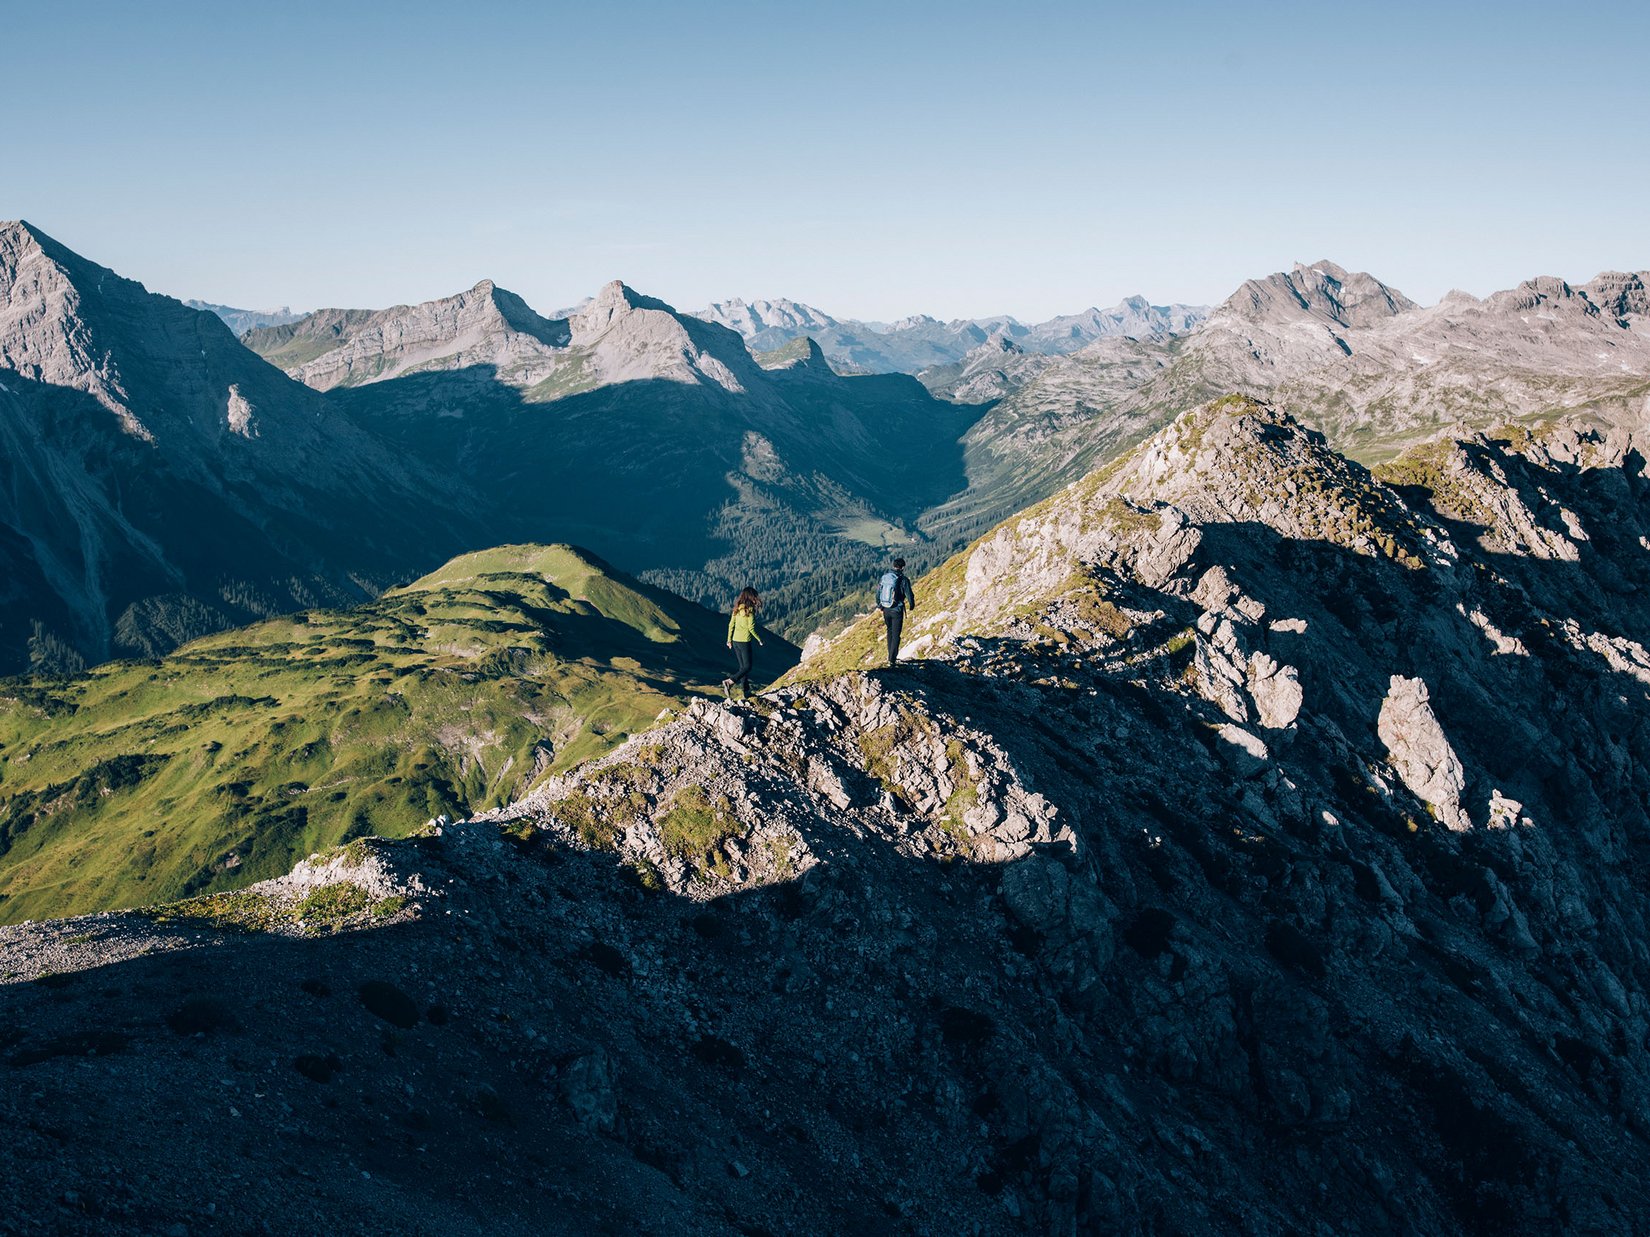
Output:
[1485, 274, 1589, 316]
[0, 219, 202, 441]
[567, 278, 675, 338]
[1291, 257, 1352, 282]
[883, 313, 941, 332]
[1582, 270, 1650, 323]
[245, 278, 573, 391]
[563, 280, 755, 394]
[1226, 261, 1416, 331]
[0, 218, 46, 258]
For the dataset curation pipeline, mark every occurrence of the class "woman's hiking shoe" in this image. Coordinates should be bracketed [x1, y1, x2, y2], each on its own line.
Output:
[721, 678, 733, 700]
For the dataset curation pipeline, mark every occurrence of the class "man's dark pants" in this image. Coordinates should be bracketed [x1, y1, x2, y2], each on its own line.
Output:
[880, 606, 904, 665]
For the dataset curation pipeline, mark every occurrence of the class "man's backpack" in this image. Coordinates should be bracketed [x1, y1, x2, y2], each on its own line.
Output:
[877, 570, 901, 609]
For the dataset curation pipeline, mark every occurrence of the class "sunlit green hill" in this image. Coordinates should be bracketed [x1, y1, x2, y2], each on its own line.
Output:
[0, 544, 795, 923]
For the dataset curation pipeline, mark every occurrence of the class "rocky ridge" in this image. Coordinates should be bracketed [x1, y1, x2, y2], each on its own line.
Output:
[5, 397, 1649, 1233]
[921, 261, 1650, 547]
[247, 279, 764, 400]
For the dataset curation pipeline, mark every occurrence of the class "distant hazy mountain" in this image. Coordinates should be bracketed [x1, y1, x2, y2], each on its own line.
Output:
[0, 221, 477, 673]
[1021, 295, 1208, 353]
[183, 299, 305, 335]
[694, 297, 841, 353]
[692, 295, 1210, 377]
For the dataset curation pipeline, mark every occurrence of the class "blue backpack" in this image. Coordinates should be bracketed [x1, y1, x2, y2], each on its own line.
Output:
[877, 571, 901, 609]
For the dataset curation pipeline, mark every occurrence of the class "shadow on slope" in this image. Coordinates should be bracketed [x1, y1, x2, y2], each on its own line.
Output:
[329, 364, 984, 634]
[0, 371, 481, 673]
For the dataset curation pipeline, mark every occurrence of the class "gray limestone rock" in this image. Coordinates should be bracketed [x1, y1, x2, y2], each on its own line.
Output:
[1377, 676, 1470, 830]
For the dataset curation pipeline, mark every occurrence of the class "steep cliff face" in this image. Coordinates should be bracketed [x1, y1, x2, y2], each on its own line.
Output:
[0, 221, 474, 670]
[5, 397, 1647, 1234]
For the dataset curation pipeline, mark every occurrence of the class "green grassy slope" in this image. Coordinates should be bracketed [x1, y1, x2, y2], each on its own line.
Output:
[0, 544, 795, 924]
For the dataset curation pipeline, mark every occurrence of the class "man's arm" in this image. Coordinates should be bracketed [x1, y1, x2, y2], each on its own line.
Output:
[904, 575, 917, 611]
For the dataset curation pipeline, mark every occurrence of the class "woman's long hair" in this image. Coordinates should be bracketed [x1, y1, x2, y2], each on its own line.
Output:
[733, 586, 761, 615]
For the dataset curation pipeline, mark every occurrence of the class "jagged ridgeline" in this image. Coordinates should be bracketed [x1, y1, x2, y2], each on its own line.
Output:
[9, 218, 1644, 676]
[0, 544, 791, 924]
[916, 261, 1650, 547]
[241, 278, 982, 636]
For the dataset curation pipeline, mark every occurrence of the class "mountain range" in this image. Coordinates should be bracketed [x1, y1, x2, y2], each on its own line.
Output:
[913, 259, 1650, 547]
[3, 223, 1649, 1233]
[4, 395, 1646, 1233]
[691, 294, 1209, 374]
[241, 276, 979, 631]
[6, 220, 1648, 684]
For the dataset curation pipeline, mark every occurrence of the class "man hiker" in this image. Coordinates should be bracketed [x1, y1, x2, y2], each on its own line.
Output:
[876, 558, 916, 667]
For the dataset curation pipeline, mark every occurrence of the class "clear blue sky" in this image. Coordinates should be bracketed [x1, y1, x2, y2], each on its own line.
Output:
[4, 0, 1647, 321]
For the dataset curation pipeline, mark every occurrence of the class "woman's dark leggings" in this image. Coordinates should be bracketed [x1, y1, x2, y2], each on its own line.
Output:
[730, 640, 754, 698]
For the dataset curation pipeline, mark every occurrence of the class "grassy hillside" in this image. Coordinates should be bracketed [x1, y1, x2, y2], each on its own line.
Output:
[0, 544, 794, 924]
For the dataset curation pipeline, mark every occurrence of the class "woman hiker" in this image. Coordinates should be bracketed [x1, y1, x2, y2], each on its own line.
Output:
[722, 586, 763, 700]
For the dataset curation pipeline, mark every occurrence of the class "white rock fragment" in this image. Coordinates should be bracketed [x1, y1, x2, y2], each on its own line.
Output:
[1247, 652, 1303, 730]
[1377, 676, 1470, 831]
[1461, 605, 1528, 656]
[224, 384, 258, 437]
[1487, 789, 1524, 830]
